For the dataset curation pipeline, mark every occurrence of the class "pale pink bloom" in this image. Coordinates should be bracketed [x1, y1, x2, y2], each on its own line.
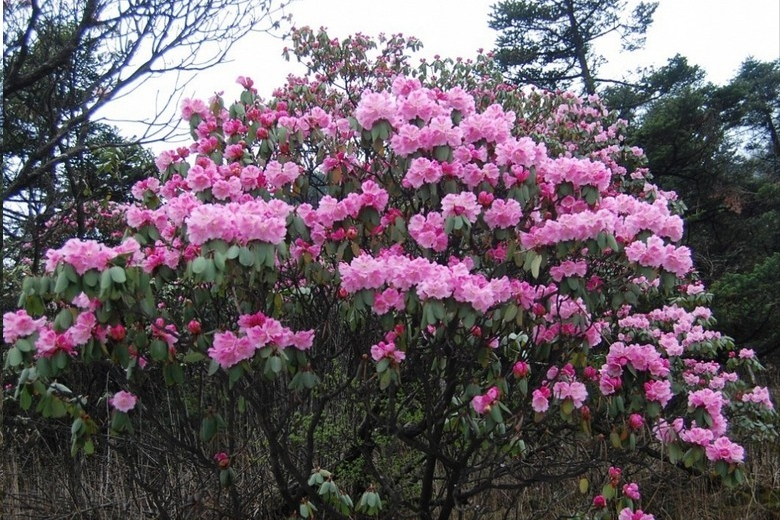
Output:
[686, 283, 705, 295]
[109, 391, 137, 413]
[441, 192, 480, 223]
[531, 387, 551, 413]
[741, 386, 774, 410]
[483, 198, 522, 229]
[662, 245, 693, 276]
[355, 91, 397, 130]
[738, 348, 755, 359]
[409, 212, 448, 252]
[397, 87, 439, 122]
[209, 331, 255, 368]
[653, 417, 684, 443]
[680, 427, 714, 446]
[549, 260, 587, 282]
[644, 379, 673, 407]
[370, 340, 405, 364]
[46, 239, 114, 275]
[180, 98, 209, 120]
[471, 386, 501, 414]
[552, 381, 588, 408]
[390, 124, 422, 156]
[705, 436, 745, 463]
[688, 388, 725, 416]
[3, 310, 46, 343]
[618, 508, 654, 520]
[373, 288, 405, 315]
[289, 330, 315, 351]
[359, 180, 389, 212]
[265, 161, 301, 188]
[67, 312, 96, 346]
[403, 157, 443, 189]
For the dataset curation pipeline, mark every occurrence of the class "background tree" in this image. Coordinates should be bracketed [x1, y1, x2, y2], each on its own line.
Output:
[608, 58, 780, 358]
[2, 0, 291, 301]
[489, 0, 657, 94]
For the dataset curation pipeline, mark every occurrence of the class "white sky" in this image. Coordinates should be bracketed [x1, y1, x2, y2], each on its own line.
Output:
[102, 0, 780, 147]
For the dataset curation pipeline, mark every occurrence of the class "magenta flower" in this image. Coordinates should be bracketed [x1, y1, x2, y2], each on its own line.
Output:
[622, 482, 641, 500]
[110, 391, 137, 413]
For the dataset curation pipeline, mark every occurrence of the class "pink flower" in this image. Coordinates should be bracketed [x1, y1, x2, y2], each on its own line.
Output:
[705, 436, 745, 463]
[618, 508, 654, 520]
[208, 331, 255, 368]
[623, 482, 641, 500]
[3, 310, 46, 343]
[483, 198, 522, 229]
[355, 91, 397, 130]
[409, 212, 448, 252]
[592, 495, 607, 508]
[472, 386, 501, 414]
[441, 192, 481, 223]
[552, 381, 588, 408]
[741, 386, 774, 410]
[644, 379, 673, 407]
[370, 340, 405, 364]
[110, 391, 137, 413]
[532, 387, 551, 413]
[680, 427, 714, 446]
[512, 361, 530, 378]
[627, 414, 644, 431]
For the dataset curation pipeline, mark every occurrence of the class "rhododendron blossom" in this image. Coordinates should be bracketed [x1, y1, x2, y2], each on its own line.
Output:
[5, 28, 775, 519]
[109, 391, 138, 413]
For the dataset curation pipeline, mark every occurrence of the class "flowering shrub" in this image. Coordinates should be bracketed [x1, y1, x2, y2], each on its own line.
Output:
[3, 27, 776, 519]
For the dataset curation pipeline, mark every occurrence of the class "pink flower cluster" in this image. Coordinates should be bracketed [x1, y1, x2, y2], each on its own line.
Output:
[34, 311, 98, 358]
[44, 238, 141, 275]
[370, 339, 405, 364]
[408, 212, 448, 252]
[208, 312, 315, 368]
[295, 180, 389, 250]
[471, 386, 501, 414]
[741, 386, 774, 410]
[3, 310, 46, 343]
[625, 236, 693, 277]
[339, 252, 515, 314]
[618, 509, 654, 520]
[186, 199, 292, 246]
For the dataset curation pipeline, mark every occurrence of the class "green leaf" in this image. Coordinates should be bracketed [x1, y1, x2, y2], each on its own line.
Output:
[150, 339, 168, 361]
[71, 418, 84, 436]
[200, 416, 217, 442]
[192, 257, 208, 274]
[109, 266, 126, 284]
[54, 271, 70, 293]
[16, 338, 34, 353]
[20, 389, 32, 410]
[183, 351, 206, 363]
[531, 254, 542, 278]
[239, 246, 255, 267]
[269, 356, 283, 374]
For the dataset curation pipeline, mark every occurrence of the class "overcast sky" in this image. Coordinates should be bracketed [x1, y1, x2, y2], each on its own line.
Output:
[102, 0, 780, 147]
